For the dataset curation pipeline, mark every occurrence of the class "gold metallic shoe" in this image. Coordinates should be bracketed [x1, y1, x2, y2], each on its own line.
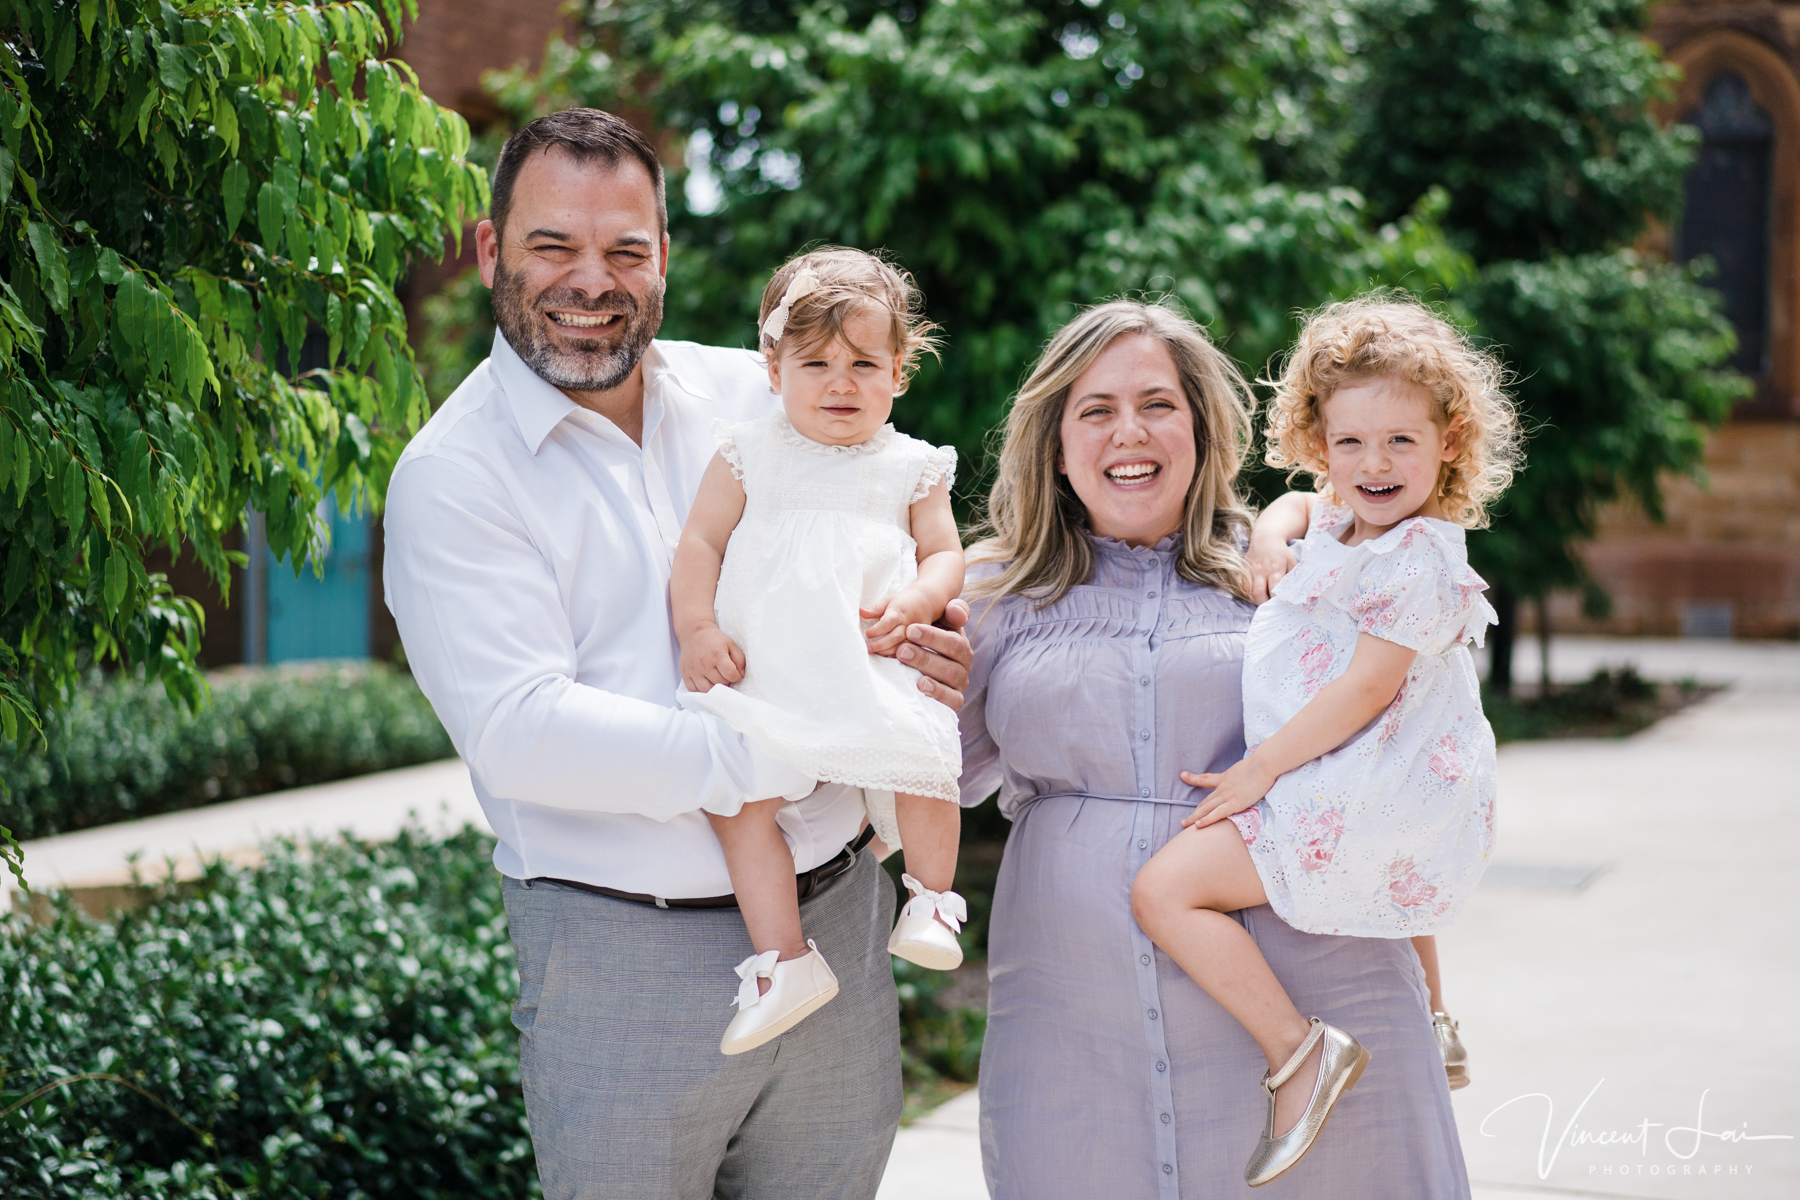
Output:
[1433, 1011, 1469, 1090]
[1244, 1018, 1371, 1188]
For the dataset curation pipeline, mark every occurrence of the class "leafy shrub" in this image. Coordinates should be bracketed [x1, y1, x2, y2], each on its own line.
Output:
[1, 663, 454, 841]
[1483, 666, 1703, 743]
[0, 829, 533, 1200]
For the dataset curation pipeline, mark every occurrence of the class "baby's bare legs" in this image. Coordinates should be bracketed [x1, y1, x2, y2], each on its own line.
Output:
[707, 799, 807, 994]
[894, 793, 960, 894]
[1132, 821, 1319, 1137]
[1411, 935, 1446, 1012]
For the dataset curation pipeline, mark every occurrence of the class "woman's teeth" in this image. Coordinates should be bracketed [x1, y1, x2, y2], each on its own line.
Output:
[1106, 463, 1159, 482]
[548, 311, 619, 328]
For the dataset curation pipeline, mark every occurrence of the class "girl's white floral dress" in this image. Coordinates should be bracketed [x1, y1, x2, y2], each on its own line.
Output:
[1230, 499, 1499, 937]
[677, 413, 962, 849]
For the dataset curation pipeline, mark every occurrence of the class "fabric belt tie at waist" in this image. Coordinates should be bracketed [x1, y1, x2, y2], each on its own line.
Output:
[532, 825, 878, 910]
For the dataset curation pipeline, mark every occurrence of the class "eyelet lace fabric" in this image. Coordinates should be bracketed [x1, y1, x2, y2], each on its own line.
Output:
[681, 413, 963, 842]
[1230, 500, 1499, 938]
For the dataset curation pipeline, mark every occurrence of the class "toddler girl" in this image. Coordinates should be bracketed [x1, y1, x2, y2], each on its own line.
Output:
[1131, 296, 1520, 1186]
[671, 248, 967, 1057]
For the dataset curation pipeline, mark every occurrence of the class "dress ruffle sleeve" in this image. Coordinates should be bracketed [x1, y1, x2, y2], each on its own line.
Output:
[711, 419, 747, 480]
[909, 444, 957, 503]
[1304, 518, 1496, 654]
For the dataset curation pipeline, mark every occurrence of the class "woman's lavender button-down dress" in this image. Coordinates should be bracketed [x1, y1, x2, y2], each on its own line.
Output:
[960, 536, 1470, 1199]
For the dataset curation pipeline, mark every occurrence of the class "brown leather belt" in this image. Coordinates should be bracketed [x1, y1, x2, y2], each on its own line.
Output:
[534, 825, 877, 910]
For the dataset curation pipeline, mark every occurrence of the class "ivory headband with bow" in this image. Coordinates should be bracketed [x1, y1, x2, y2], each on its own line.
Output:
[759, 268, 824, 345]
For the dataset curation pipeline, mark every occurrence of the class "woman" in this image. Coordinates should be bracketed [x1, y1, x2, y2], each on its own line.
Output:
[959, 301, 1469, 1197]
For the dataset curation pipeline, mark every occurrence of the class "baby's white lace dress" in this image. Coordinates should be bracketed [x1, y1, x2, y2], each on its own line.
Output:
[1229, 500, 1499, 937]
[677, 413, 961, 848]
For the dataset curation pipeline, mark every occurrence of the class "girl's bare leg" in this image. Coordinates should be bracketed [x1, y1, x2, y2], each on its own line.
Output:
[1131, 822, 1319, 1136]
[1411, 935, 1446, 1012]
[707, 798, 807, 992]
[893, 792, 960, 893]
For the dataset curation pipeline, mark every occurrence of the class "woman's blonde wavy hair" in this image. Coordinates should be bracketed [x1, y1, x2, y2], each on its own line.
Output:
[968, 301, 1256, 606]
[1265, 295, 1522, 528]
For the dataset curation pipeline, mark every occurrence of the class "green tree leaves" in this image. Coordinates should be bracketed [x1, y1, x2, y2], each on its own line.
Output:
[483, 0, 1465, 504]
[0, 0, 489, 822]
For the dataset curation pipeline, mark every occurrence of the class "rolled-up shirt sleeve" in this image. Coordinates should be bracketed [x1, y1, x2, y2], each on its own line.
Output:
[384, 452, 808, 822]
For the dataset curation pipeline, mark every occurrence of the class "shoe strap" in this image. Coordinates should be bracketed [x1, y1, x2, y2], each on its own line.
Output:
[899, 873, 967, 934]
[1263, 1017, 1326, 1093]
[732, 949, 780, 1011]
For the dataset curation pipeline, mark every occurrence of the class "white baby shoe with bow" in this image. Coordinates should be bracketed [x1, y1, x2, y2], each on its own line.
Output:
[719, 939, 840, 1056]
[887, 874, 967, 970]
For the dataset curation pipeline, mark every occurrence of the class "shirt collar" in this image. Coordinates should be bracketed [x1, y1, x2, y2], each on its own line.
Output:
[489, 331, 717, 455]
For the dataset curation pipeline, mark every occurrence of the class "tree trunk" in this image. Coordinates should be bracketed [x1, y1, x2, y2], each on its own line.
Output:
[1488, 587, 1517, 695]
[1536, 594, 1553, 698]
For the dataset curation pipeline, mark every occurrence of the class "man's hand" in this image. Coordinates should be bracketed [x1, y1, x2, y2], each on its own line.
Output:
[860, 586, 943, 657]
[896, 598, 972, 712]
[679, 624, 746, 692]
[1178, 754, 1274, 829]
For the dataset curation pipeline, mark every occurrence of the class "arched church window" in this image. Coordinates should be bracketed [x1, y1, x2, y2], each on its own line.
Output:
[1678, 72, 1776, 378]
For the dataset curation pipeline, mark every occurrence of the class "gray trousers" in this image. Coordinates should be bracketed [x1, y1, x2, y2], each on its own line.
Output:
[502, 849, 902, 1200]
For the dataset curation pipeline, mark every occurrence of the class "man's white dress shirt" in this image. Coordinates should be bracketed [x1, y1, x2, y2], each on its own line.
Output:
[383, 331, 869, 897]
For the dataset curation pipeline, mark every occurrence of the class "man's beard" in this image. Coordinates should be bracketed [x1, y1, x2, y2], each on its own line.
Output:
[491, 254, 664, 393]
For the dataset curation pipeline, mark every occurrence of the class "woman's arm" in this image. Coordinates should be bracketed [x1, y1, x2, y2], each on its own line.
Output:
[1178, 632, 1416, 828]
[670, 453, 750, 690]
[863, 480, 966, 655]
[1246, 490, 1316, 603]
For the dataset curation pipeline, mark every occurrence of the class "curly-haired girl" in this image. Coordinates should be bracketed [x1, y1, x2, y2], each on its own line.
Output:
[1130, 295, 1520, 1186]
[671, 247, 967, 1056]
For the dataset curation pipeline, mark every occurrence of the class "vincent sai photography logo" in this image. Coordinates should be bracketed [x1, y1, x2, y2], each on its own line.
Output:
[1481, 1079, 1794, 1184]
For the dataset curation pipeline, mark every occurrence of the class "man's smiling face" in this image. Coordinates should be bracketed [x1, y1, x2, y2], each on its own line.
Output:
[476, 145, 670, 396]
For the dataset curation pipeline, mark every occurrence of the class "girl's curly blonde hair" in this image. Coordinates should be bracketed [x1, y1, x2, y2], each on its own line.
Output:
[757, 247, 941, 386]
[1265, 295, 1522, 528]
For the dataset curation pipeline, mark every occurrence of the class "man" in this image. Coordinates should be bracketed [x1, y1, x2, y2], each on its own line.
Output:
[382, 109, 973, 1199]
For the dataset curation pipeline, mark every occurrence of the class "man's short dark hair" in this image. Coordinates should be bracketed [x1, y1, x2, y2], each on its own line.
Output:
[490, 108, 668, 238]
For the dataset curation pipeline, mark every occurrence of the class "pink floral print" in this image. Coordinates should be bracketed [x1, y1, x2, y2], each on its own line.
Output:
[1235, 499, 1498, 937]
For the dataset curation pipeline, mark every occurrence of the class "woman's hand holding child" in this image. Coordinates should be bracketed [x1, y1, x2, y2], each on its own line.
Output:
[1179, 752, 1274, 829]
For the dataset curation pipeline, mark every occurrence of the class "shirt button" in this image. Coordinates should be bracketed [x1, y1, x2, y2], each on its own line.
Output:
[1139, 787, 1150, 798]
[1148, 1009, 1158, 1020]
[1137, 839, 1148, 850]
[1139, 675, 1150, 686]
[1156, 1060, 1167, 1072]
[1141, 955, 1152, 966]
[1139, 729, 1150, 740]
[1161, 1113, 1171, 1125]
[1163, 1163, 1174, 1175]
[1147, 590, 1158, 598]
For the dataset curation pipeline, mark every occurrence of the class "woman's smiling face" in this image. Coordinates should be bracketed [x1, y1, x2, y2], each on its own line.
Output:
[1058, 333, 1197, 548]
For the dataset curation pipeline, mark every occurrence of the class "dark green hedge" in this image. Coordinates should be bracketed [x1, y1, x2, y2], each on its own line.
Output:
[0, 829, 534, 1199]
[1, 663, 454, 841]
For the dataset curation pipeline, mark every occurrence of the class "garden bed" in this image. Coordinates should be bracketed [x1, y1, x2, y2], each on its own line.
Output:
[2, 663, 454, 842]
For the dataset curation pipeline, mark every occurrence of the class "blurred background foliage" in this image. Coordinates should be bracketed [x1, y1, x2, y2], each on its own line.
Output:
[1, 662, 452, 842]
[425, 0, 1746, 687]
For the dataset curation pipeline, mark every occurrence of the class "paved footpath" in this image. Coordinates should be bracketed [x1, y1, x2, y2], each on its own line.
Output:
[5, 759, 487, 912]
[880, 638, 1800, 1200]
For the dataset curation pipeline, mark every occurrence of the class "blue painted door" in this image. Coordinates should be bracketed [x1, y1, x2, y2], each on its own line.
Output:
[266, 494, 371, 661]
